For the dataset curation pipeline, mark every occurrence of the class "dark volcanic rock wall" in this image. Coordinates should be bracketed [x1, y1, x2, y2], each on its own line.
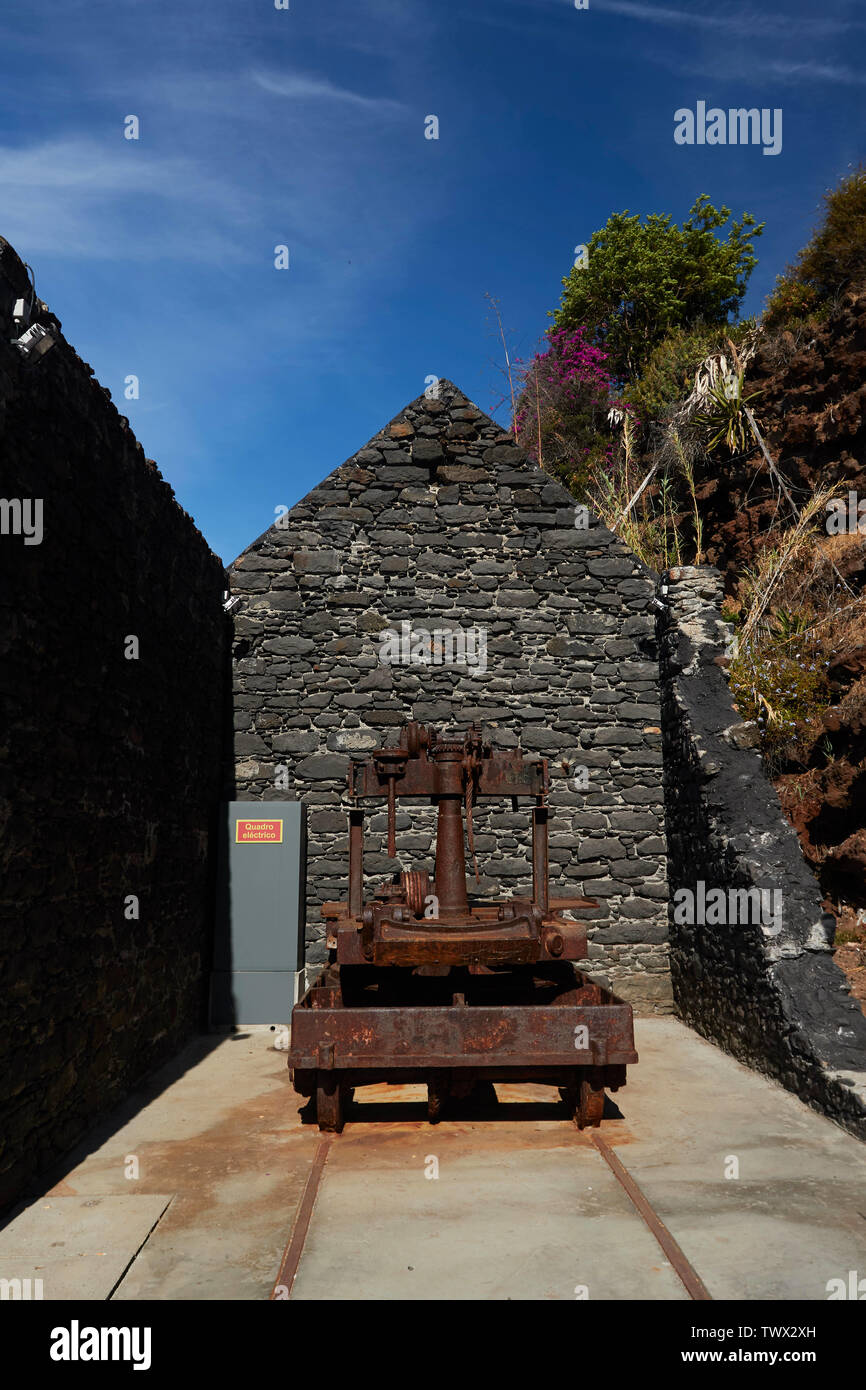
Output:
[227, 379, 670, 1010]
[0, 238, 230, 1206]
[659, 565, 866, 1137]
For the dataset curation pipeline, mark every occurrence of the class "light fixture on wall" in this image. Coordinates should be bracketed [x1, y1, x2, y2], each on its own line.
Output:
[12, 296, 30, 330]
[651, 572, 670, 612]
[9, 263, 57, 362]
[13, 321, 57, 360]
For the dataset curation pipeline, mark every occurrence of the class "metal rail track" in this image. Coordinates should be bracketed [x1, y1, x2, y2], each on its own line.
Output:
[270, 1118, 711, 1301]
[271, 1136, 333, 1299]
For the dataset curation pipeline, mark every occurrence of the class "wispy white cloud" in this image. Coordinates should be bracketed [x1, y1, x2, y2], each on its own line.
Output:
[0, 138, 251, 261]
[642, 46, 866, 87]
[0, 55, 431, 377]
[99, 66, 407, 120]
[597, 0, 756, 30]
[456, 0, 863, 43]
[767, 59, 866, 86]
[251, 69, 404, 113]
[0, 53, 409, 267]
[0, 139, 218, 196]
[596, 0, 863, 36]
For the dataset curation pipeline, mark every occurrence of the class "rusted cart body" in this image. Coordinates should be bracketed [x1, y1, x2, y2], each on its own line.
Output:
[288, 722, 637, 1131]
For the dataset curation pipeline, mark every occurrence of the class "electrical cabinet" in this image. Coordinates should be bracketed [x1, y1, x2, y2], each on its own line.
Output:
[210, 801, 307, 1025]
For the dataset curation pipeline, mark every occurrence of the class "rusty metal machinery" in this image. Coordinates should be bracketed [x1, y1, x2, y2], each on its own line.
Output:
[288, 722, 637, 1132]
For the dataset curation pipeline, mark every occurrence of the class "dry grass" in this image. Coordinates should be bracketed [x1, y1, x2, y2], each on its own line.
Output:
[736, 487, 841, 647]
[728, 512, 866, 769]
[743, 527, 866, 652]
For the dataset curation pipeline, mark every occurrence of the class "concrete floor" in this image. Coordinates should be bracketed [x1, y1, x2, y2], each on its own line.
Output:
[3, 1018, 866, 1300]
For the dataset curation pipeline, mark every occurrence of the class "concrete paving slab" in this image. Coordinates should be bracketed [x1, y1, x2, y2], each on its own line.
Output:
[12, 1030, 319, 1301]
[605, 1018, 866, 1301]
[290, 1087, 686, 1300]
[0, 1194, 172, 1300]
[9, 1017, 866, 1302]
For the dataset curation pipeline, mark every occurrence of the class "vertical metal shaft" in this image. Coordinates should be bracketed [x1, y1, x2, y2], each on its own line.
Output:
[532, 803, 549, 915]
[349, 808, 364, 918]
[387, 776, 396, 857]
[435, 798, 469, 917]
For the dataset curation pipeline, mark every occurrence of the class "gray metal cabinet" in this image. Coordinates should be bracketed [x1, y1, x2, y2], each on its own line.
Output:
[210, 801, 307, 1024]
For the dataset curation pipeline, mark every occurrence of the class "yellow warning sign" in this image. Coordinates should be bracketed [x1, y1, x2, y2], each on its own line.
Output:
[236, 819, 283, 844]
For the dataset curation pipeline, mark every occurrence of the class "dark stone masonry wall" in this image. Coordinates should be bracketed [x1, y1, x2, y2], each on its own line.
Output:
[227, 379, 671, 1011]
[0, 239, 230, 1206]
[659, 565, 866, 1137]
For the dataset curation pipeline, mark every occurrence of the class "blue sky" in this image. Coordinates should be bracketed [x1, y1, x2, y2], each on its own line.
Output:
[1, 0, 863, 565]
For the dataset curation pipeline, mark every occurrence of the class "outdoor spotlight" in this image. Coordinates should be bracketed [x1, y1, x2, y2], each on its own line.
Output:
[12, 297, 31, 330]
[651, 574, 670, 613]
[12, 321, 57, 360]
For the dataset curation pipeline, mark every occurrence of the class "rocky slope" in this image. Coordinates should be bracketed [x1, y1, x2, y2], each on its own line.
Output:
[693, 288, 866, 588]
[684, 290, 866, 1000]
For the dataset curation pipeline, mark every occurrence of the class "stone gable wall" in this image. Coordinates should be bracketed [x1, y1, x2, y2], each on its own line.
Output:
[228, 380, 671, 1011]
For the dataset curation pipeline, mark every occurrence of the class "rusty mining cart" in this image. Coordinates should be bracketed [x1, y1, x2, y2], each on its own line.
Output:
[288, 721, 637, 1132]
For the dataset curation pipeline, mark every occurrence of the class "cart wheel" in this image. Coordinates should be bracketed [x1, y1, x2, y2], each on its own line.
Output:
[316, 1073, 345, 1133]
[575, 1077, 605, 1130]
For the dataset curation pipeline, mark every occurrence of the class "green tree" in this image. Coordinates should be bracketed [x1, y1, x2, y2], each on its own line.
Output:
[764, 164, 866, 329]
[554, 194, 763, 382]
